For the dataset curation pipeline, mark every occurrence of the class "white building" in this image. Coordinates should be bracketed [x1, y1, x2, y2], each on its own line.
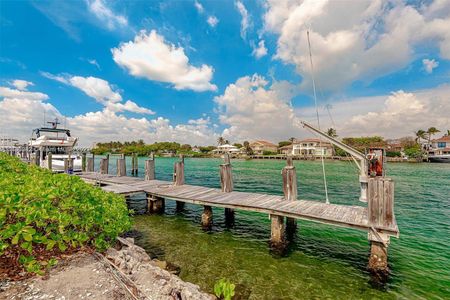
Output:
[292, 138, 333, 157]
[213, 144, 240, 154]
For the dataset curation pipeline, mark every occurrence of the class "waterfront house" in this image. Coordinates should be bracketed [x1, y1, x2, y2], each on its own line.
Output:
[292, 138, 333, 157]
[278, 144, 293, 155]
[213, 144, 240, 154]
[428, 135, 450, 158]
[250, 140, 278, 154]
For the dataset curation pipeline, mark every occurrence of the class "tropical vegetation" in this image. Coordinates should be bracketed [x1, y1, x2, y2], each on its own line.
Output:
[0, 153, 131, 276]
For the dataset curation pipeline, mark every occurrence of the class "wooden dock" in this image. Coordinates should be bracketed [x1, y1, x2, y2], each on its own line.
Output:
[78, 172, 398, 235]
[75, 153, 399, 276]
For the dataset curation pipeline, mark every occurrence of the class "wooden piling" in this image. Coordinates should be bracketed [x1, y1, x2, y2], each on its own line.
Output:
[117, 158, 126, 176]
[201, 205, 213, 229]
[367, 177, 394, 276]
[82, 153, 87, 172]
[63, 158, 69, 173]
[173, 154, 185, 210]
[282, 156, 298, 235]
[100, 158, 108, 174]
[145, 154, 155, 181]
[270, 214, 285, 249]
[87, 157, 94, 172]
[47, 152, 52, 170]
[35, 150, 41, 166]
[147, 193, 164, 214]
[220, 153, 234, 225]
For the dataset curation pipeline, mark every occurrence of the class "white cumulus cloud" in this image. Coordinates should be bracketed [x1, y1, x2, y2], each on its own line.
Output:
[194, 1, 204, 14]
[264, 0, 450, 91]
[0, 84, 217, 146]
[112, 30, 217, 92]
[214, 74, 300, 142]
[252, 40, 268, 59]
[422, 58, 439, 73]
[235, 0, 250, 40]
[86, 0, 128, 30]
[11, 80, 34, 91]
[41, 73, 154, 115]
[207, 16, 219, 27]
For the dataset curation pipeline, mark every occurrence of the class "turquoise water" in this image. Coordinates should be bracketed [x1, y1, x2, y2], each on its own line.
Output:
[96, 156, 450, 299]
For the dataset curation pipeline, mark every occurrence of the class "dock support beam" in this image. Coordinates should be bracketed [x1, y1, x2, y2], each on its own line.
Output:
[100, 158, 108, 174]
[87, 157, 94, 172]
[201, 206, 213, 229]
[282, 156, 298, 236]
[82, 153, 86, 172]
[147, 193, 164, 214]
[367, 177, 394, 277]
[270, 214, 285, 250]
[47, 152, 52, 170]
[220, 153, 234, 226]
[117, 158, 126, 176]
[145, 153, 155, 180]
[173, 154, 185, 210]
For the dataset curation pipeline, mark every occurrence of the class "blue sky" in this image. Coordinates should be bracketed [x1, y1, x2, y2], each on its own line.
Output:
[1, 0, 449, 146]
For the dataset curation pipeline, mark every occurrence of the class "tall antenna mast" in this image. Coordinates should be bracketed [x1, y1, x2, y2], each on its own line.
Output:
[307, 28, 330, 204]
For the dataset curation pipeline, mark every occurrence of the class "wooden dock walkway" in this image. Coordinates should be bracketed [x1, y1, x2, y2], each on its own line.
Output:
[74, 153, 399, 277]
[78, 172, 398, 236]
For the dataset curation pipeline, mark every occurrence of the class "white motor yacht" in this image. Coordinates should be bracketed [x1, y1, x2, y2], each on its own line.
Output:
[29, 118, 82, 172]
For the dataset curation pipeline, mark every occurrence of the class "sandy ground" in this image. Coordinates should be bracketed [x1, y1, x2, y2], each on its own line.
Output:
[0, 253, 133, 300]
[0, 238, 215, 300]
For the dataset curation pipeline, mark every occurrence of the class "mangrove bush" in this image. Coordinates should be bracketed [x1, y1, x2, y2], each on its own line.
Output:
[0, 153, 131, 276]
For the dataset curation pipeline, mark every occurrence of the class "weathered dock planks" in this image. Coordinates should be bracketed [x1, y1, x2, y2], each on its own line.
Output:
[77, 171, 398, 236]
[73, 153, 399, 277]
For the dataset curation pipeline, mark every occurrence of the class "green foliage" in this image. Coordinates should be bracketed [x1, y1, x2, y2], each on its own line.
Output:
[404, 144, 423, 158]
[262, 151, 277, 155]
[0, 153, 131, 275]
[214, 279, 235, 300]
[278, 141, 291, 147]
[233, 143, 243, 149]
[386, 151, 401, 157]
[91, 140, 219, 157]
[341, 136, 386, 152]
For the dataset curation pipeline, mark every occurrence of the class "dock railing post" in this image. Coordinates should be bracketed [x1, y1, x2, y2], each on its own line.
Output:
[117, 157, 126, 176]
[146, 152, 164, 213]
[82, 153, 86, 172]
[367, 177, 394, 278]
[35, 149, 41, 166]
[282, 155, 298, 236]
[47, 152, 52, 170]
[173, 154, 185, 210]
[100, 158, 108, 174]
[87, 156, 94, 172]
[220, 153, 234, 226]
[145, 152, 155, 181]
[64, 158, 69, 173]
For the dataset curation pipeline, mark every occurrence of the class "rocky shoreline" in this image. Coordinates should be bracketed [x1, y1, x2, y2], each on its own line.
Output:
[1, 238, 215, 300]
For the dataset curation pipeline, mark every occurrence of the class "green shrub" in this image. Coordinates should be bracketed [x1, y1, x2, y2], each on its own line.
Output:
[0, 153, 131, 275]
[214, 278, 235, 300]
[262, 150, 277, 155]
[386, 151, 401, 157]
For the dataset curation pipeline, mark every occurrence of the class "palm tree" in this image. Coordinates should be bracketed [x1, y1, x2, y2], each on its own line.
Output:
[288, 137, 295, 144]
[426, 127, 440, 145]
[217, 136, 225, 146]
[414, 129, 427, 143]
[446, 129, 450, 136]
[243, 141, 253, 155]
[327, 128, 337, 138]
